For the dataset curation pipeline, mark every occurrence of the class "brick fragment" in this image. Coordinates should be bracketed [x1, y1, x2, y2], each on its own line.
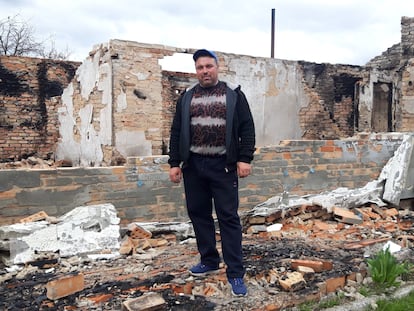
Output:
[122, 292, 166, 311]
[384, 208, 399, 218]
[370, 204, 386, 218]
[325, 275, 345, 293]
[46, 273, 85, 300]
[266, 210, 283, 223]
[355, 207, 381, 220]
[265, 303, 282, 311]
[296, 265, 315, 281]
[119, 236, 134, 255]
[88, 294, 113, 304]
[291, 259, 325, 272]
[313, 220, 336, 231]
[333, 207, 363, 224]
[249, 216, 266, 224]
[278, 271, 306, 291]
[148, 238, 169, 247]
[128, 223, 152, 239]
[20, 211, 48, 223]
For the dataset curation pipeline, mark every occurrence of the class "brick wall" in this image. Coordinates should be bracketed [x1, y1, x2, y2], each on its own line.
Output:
[0, 56, 79, 161]
[298, 63, 364, 139]
[0, 135, 403, 226]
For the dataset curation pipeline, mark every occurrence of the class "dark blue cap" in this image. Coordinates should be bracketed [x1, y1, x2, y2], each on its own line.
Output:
[193, 49, 218, 62]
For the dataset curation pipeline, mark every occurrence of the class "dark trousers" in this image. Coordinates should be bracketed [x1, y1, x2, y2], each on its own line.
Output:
[183, 153, 244, 278]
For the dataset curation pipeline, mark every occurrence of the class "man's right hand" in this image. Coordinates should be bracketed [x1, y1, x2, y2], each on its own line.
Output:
[169, 167, 182, 183]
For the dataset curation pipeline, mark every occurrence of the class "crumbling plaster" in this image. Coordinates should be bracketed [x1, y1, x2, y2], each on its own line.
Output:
[221, 57, 308, 146]
[56, 48, 111, 166]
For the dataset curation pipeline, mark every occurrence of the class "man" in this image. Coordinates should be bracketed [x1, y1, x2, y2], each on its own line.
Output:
[168, 49, 255, 297]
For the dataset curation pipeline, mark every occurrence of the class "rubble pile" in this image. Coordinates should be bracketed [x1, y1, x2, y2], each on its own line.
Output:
[1, 136, 414, 310]
[1, 198, 414, 310]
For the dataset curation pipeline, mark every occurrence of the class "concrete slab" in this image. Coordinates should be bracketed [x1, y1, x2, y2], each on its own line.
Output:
[381, 134, 414, 205]
[0, 203, 120, 265]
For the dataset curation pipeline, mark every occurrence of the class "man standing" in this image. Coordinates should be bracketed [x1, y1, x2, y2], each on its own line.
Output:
[168, 49, 255, 296]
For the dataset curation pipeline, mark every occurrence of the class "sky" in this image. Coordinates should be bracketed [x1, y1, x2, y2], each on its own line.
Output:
[1, 0, 413, 71]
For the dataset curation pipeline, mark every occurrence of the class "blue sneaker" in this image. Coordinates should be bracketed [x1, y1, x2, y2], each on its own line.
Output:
[228, 278, 247, 296]
[189, 263, 219, 276]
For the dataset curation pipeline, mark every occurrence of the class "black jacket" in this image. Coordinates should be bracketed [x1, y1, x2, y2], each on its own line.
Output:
[168, 81, 255, 171]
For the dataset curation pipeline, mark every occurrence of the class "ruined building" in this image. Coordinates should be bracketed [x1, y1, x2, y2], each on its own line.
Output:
[0, 17, 413, 225]
[1, 17, 414, 166]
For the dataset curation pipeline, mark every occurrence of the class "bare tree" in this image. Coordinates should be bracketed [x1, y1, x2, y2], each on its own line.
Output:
[38, 36, 72, 60]
[0, 14, 71, 60]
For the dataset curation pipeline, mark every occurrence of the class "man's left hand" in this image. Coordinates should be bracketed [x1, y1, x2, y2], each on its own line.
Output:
[237, 162, 252, 178]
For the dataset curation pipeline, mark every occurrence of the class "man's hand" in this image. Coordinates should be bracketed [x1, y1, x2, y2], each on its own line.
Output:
[169, 167, 182, 183]
[237, 162, 252, 178]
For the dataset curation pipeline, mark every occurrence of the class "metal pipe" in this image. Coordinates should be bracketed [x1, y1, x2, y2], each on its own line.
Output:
[271, 8, 275, 58]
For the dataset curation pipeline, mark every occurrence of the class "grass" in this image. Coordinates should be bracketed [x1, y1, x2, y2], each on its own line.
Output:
[364, 289, 414, 311]
[292, 292, 348, 311]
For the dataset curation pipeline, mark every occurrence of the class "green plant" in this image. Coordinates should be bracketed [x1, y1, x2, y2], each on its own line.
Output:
[401, 262, 414, 281]
[317, 292, 345, 308]
[358, 285, 371, 297]
[297, 302, 314, 311]
[366, 247, 409, 288]
[364, 289, 414, 311]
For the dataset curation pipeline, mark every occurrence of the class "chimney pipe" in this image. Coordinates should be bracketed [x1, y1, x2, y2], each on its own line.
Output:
[271, 8, 275, 58]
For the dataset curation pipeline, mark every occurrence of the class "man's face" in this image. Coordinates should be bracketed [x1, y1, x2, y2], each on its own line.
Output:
[195, 56, 219, 87]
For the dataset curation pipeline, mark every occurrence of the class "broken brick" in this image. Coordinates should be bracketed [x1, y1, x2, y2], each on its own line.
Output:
[333, 207, 363, 225]
[264, 303, 282, 311]
[46, 273, 85, 300]
[291, 259, 325, 272]
[266, 210, 283, 223]
[122, 292, 166, 311]
[325, 275, 345, 293]
[384, 208, 399, 218]
[88, 293, 113, 304]
[148, 238, 169, 247]
[313, 220, 336, 231]
[249, 216, 266, 224]
[296, 265, 315, 281]
[20, 211, 48, 223]
[279, 271, 306, 291]
[128, 223, 152, 239]
[119, 236, 134, 255]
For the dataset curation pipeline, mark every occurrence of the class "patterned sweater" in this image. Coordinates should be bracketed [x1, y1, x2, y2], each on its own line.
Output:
[189, 81, 227, 156]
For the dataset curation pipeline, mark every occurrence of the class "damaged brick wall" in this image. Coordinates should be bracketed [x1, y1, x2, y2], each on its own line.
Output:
[298, 63, 364, 139]
[0, 134, 402, 226]
[0, 56, 79, 161]
[364, 16, 414, 133]
[161, 71, 197, 154]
